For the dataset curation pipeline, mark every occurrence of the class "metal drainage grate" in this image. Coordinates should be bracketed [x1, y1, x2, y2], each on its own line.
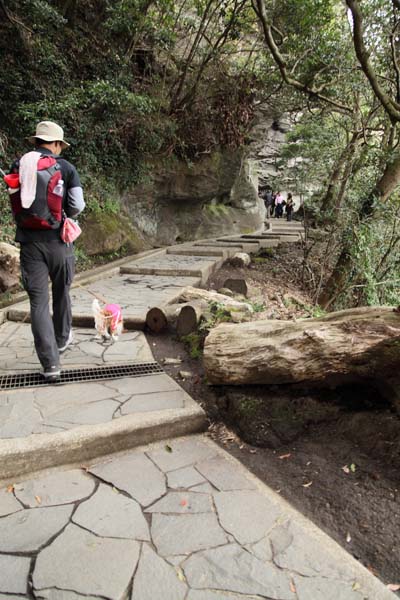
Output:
[0, 362, 164, 391]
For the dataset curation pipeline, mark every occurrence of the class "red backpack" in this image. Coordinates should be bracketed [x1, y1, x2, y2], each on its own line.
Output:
[5, 154, 64, 230]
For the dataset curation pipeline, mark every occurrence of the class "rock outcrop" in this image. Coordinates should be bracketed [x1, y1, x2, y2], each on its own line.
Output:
[122, 148, 264, 246]
[0, 242, 20, 294]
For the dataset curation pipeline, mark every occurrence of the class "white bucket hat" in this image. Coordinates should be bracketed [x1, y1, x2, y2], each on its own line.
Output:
[27, 121, 70, 148]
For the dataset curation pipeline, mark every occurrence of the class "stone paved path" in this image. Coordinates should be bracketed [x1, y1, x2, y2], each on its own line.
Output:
[0, 435, 393, 599]
[0, 322, 205, 479]
[1, 225, 394, 599]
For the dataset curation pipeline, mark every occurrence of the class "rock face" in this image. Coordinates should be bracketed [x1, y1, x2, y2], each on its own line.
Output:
[78, 211, 151, 256]
[122, 148, 264, 246]
[0, 242, 20, 293]
[248, 108, 306, 210]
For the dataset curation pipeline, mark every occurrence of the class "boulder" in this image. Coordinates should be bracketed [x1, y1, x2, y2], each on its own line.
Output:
[78, 211, 151, 257]
[0, 242, 20, 293]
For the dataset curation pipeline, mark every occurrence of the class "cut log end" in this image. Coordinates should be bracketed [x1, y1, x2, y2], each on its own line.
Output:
[223, 278, 248, 297]
[146, 307, 168, 333]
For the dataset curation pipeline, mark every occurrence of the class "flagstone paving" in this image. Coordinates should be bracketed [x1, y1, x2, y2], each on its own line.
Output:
[0, 324, 201, 440]
[0, 435, 393, 599]
[0, 324, 154, 372]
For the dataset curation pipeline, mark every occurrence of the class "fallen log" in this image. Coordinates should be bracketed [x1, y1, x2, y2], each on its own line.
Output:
[203, 306, 400, 405]
[179, 286, 253, 313]
[176, 300, 210, 337]
[146, 304, 183, 333]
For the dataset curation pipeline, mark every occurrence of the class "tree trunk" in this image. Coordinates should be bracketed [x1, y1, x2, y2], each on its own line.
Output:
[320, 131, 360, 216]
[203, 307, 400, 407]
[319, 153, 400, 307]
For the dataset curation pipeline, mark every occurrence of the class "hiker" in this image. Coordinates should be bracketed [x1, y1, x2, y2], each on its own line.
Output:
[286, 193, 294, 221]
[270, 191, 276, 217]
[263, 188, 273, 217]
[275, 191, 284, 218]
[8, 121, 85, 381]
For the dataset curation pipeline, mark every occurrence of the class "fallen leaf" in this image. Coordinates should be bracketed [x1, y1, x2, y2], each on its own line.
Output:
[346, 532, 352, 543]
[35, 495, 42, 505]
[180, 499, 187, 507]
[290, 579, 296, 593]
[112, 487, 119, 494]
[342, 465, 350, 474]
[165, 444, 173, 453]
[176, 569, 186, 582]
[302, 481, 313, 488]
[6, 484, 14, 493]
[350, 463, 356, 473]
[387, 584, 400, 591]
[352, 582, 361, 591]
[279, 453, 291, 460]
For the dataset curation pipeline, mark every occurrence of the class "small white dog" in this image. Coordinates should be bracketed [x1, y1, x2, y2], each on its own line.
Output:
[92, 299, 123, 341]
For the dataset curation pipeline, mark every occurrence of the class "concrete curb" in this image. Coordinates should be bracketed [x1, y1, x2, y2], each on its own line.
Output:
[6, 309, 147, 330]
[0, 406, 207, 482]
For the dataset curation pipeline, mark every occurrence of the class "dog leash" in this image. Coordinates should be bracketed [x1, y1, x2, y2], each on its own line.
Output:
[73, 281, 109, 305]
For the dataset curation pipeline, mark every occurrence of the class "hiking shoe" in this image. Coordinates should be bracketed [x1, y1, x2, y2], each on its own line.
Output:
[42, 365, 61, 381]
[58, 330, 73, 353]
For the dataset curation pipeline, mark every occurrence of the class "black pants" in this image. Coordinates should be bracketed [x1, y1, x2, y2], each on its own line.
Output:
[20, 242, 75, 369]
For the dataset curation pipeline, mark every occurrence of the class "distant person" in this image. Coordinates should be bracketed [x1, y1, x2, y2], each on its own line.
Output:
[263, 188, 273, 217]
[286, 193, 294, 221]
[275, 191, 284, 218]
[270, 191, 276, 217]
[8, 121, 85, 381]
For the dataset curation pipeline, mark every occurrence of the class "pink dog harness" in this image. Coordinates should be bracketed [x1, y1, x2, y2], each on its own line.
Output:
[104, 303, 122, 333]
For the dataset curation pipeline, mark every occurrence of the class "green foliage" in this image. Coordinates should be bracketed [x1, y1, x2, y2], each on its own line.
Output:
[304, 304, 326, 318]
[249, 300, 265, 313]
[180, 332, 203, 359]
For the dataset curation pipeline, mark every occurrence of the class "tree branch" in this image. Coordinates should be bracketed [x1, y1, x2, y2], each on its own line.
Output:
[252, 0, 353, 114]
[346, 0, 400, 121]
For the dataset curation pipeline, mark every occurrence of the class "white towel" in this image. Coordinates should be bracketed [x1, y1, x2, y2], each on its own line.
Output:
[19, 151, 40, 208]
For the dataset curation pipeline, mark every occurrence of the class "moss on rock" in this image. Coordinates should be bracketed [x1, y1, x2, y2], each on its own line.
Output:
[78, 211, 151, 257]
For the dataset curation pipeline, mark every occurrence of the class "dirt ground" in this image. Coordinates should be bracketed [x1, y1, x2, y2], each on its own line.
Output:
[146, 242, 400, 588]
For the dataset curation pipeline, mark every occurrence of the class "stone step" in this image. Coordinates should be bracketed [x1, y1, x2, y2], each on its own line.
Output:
[0, 434, 393, 600]
[266, 220, 304, 228]
[0, 323, 206, 480]
[270, 228, 304, 236]
[193, 241, 256, 253]
[238, 236, 279, 249]
[7, 274, 202, 328]
[166, 246, 231, 258]
[121, 255, 223, 285]
[261, 232, 301, 242]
